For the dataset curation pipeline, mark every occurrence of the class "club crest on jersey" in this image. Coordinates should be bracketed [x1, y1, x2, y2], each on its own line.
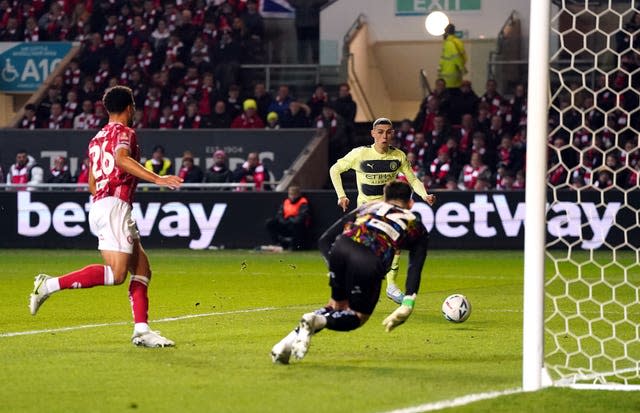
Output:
[389, 161, 398, 171]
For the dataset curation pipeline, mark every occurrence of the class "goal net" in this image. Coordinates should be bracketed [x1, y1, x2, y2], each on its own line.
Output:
[543, 0, 640, 389]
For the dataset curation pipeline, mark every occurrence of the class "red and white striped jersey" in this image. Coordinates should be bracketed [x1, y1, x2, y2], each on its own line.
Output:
[88, 122, 140, 204]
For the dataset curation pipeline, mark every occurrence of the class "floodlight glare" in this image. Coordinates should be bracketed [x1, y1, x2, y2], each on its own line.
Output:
[424, 11, 449, 36]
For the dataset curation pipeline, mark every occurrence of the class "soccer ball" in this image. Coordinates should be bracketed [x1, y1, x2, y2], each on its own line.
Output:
[442, 294, 471, 323]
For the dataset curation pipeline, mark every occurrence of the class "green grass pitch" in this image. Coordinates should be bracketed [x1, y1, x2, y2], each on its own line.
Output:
[1, 249, 639, 413]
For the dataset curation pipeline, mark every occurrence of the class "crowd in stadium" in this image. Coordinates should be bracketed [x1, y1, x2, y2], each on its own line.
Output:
[7, 1, 639, 192]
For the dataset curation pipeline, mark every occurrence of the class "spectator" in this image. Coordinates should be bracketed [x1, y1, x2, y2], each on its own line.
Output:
[178, 101, 202, 129]
[253, 81, 273, 122]
[395, 119, 416, 152]
[37, 87, 62, 123]
[438, 23, 467, 91]
[198, 72, 219, 119]
[317, 103, 349, 164]
[171, 84, 189, 119]
[24, 16, 40, 42]
[205, 150, 233, 188]
[288, 0, 325, 63]
[429, 146, 452, 189]
[480, 79, 502, 115]
[177, 151, 204, 184]
[231, 98, 265, 128]
[90, 101, 108, 129]
[213, 28, 241, 94]
[242, 0, 264, 41]
[225, 84, 243, 120]
[265, 111, 280, 129]
[513, 169, 525, 189]
[449, 80, 479, 125]
[458, 152, 489, 190]
[0, 16, 19, 41]
[474, 174, 492, 191]
[408, 132, 429, 168]
[74, 156, 90, 185]
[144, 145, 173, 176]
[20, 104, 38, 129]
[496, 135, 523, 172]
[46, 156, 72, 184]
[332, 83, 357, 126]
[63, 59, 82, 91]
[151, 19, 171, 51]
[281, 101, 311, 128]
[132, 108, 146, 129]
[182, 66, 202, 98]
[158, 106, 176, 129]
[307, 84, 328, 120]
[265, 185, 312, 251]
[233, 151, 270, 191]
[7, 149, 44, 189]
[63, 90, 80, 123]
[73, 100, 94, 129]
[210, 100, 232, 128]
[47, 102, 68, 129]
[268, 85, 293, 119]
[143, 86, 162, 127]
[78, 76, 99, 104]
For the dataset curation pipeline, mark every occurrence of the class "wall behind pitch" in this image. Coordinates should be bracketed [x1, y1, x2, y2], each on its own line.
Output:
[0, 190, 627, 250]
[0, 129, 317, 180]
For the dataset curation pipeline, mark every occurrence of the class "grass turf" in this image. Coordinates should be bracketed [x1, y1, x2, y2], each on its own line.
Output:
[0, 249, 639, 413]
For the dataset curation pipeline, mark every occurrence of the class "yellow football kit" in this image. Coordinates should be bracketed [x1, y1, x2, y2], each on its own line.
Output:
[329, 145, 428, 206]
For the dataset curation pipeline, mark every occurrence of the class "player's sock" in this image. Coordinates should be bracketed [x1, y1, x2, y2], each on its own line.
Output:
[325, 309, 361, 331]
[385, 253, 401, 287]
[56, 265, 115, 290]
[129, 275, 150, 328]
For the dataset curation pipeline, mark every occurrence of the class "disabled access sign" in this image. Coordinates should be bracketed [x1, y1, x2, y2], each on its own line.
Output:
[0, 42, 72, 93]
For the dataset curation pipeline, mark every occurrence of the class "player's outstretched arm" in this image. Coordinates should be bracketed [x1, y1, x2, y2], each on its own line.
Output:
[115, 148, 183, 189]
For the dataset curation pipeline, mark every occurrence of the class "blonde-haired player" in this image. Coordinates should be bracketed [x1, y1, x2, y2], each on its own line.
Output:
[329, 117, 436, 303]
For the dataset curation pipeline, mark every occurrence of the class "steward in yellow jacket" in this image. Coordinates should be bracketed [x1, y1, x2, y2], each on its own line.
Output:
[438, 24, 467, 89]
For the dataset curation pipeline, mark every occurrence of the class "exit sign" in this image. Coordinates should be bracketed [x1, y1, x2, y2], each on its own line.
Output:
[396, 0, 482, 16]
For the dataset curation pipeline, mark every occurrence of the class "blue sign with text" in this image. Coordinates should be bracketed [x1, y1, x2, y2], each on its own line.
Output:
[0, 42, 72, 93]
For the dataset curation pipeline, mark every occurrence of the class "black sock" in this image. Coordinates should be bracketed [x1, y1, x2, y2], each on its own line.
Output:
[324, 310, 361, 331]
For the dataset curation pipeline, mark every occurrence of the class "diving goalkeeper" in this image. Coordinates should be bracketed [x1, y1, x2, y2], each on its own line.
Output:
[328, 117, 435, 304]
[271, 181, 430, 363]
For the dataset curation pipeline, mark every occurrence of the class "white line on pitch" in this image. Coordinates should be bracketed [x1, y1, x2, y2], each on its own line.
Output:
[377, 387, 523, 413]
[0, 306, 285, 338]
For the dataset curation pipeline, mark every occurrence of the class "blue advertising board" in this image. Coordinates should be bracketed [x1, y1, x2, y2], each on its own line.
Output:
[0, 42, 73, 93]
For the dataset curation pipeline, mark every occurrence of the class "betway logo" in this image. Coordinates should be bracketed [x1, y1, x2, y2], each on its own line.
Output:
[16, 192, 226, 249]
[412, 194, 620, 249]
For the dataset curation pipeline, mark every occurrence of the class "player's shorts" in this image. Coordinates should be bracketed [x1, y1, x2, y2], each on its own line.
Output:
[89, 196, 140, 254]
[328, 235, 386, 315]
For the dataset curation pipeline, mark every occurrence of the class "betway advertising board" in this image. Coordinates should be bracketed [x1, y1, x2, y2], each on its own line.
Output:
[0, 190, 627, 250]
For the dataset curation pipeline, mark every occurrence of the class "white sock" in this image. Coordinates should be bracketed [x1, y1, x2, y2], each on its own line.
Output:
[104, 266, 114, 286]
[281, 329, 298, 346]
[134, 322, 150, 335]
[45, 278, 60, 293]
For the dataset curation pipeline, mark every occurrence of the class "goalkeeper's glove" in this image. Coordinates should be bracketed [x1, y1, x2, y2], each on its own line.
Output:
[382, 294, 416, 332]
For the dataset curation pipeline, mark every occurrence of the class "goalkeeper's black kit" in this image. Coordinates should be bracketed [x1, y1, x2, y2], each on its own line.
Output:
[318, 201, 429, 314]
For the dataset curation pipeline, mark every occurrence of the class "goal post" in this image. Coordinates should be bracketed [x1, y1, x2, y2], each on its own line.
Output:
[522, 0, 550, 392]
[524, 0, 640, 391]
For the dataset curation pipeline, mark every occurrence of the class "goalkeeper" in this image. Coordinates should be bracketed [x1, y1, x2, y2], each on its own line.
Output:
[271, 181, 432, 363]
[328, 117, 435, 304]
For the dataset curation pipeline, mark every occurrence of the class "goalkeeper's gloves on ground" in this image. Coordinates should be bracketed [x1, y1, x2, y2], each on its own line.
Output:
[382, 294, 416, 332]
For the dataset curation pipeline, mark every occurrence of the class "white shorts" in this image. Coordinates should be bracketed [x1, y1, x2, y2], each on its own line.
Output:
[89, 197, 140, 254]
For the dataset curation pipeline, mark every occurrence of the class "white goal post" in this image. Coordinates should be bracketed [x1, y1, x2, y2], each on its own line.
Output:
[524, 0, 640, 391]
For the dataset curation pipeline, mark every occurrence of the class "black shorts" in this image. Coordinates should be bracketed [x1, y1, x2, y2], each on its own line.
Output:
[328, 235, 386, 315]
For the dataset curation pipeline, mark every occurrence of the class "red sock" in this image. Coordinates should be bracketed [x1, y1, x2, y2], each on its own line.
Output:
[58, 265, 113, 289]
[129, 275, 150, 324]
